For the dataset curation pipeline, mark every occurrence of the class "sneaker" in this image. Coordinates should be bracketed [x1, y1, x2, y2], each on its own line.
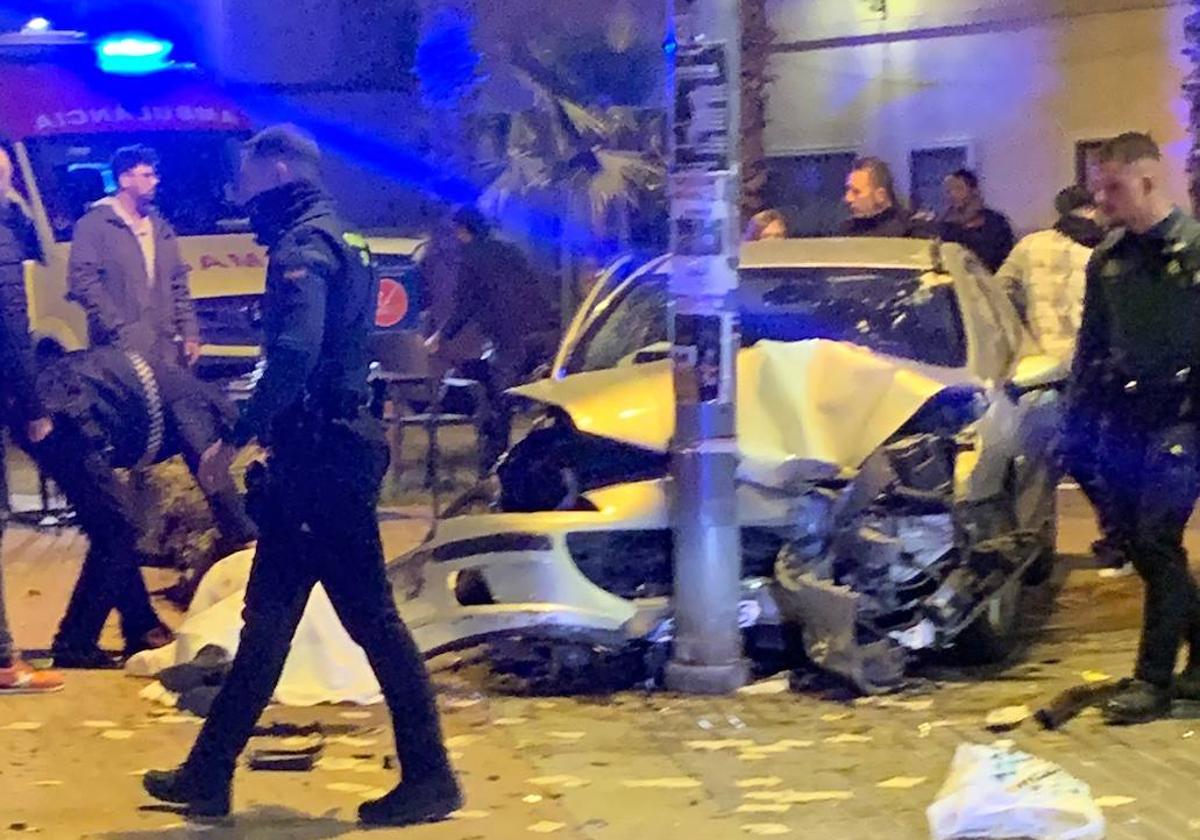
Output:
[0, 660, 64, 694]
[1093, 538, 1133, 578]
[1102, 679, 1171, 725]
[358, 777, 463, 827]
[143, 766, 232, 818]
[159, 645, 231, 694]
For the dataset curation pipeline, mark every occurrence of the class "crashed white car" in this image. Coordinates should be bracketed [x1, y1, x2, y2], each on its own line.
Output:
[392, 238, 1064, 692]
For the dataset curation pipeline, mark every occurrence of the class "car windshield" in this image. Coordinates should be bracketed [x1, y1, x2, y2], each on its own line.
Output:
[25, 130, 248, 241]
[568, 264, 967, 374]
[738, 267, 967, 367]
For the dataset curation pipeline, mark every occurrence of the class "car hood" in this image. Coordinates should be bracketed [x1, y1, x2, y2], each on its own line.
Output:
[511, 339, 978, 490]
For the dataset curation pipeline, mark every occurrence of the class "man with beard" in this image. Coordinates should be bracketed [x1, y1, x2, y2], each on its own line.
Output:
[67, 144, 200, 368]
[939, 169, 1016, 272]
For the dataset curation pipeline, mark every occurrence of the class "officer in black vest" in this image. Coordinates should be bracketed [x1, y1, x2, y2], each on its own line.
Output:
[1070, 133, 1200, 724]
[144, 126, 460, 824]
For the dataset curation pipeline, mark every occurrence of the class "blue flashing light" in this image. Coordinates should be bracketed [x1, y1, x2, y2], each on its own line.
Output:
[22, 17, 52, 33]
[95, 33, 175, 75]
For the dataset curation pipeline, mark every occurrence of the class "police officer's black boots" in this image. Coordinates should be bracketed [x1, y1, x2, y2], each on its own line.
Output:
[357, 775, 463, 827]
[142, 766, 232, 818]
[1102, 679, 1172, 725]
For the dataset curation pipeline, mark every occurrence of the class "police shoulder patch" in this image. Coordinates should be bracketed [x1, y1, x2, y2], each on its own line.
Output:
[342, 231, 368, 250]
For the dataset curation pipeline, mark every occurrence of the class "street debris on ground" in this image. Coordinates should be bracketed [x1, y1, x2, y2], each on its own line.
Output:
[927, 742, 1105, 840]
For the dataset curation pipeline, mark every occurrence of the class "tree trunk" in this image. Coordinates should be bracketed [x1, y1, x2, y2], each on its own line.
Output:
[1186, 4, 1200, 214]
[739, 0, 774, 223]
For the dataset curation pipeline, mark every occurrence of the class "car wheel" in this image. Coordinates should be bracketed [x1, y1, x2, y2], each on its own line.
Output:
[954, 574, 1023, 665]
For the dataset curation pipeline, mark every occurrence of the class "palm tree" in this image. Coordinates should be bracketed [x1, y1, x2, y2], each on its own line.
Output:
[1186, 1, 1200, 213]
[740, 0, 775, 222]
[479, 42, 666, 323]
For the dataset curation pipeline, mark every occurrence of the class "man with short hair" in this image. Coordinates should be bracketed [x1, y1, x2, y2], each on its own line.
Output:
[143, 125, 460, 824]
[939, 168, 1015, 272]
[67, 144, 200, 368]
[1070, 131, 1200, 724]
[840, 157, 928, 238]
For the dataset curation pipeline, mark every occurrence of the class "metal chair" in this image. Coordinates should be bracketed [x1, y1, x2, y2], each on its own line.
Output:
[367, 331, 485, 511]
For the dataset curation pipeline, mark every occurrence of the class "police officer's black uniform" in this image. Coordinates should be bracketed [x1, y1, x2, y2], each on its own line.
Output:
[1071, 208, 1200, 722]
[144, 180, 459, 822]
[27, 347, 258, 665]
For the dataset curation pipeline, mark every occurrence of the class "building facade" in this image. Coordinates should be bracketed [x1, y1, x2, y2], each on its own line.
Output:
[763, 0, 1191, 234]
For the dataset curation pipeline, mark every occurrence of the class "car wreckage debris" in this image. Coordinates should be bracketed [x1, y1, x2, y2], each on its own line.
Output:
[774, 424, 1039, 694]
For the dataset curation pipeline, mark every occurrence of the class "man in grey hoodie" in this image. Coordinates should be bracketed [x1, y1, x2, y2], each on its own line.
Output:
[67, 145, 200, 368]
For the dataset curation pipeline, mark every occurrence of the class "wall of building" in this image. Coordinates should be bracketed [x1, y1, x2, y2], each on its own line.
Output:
[764, 1, 1192, 231]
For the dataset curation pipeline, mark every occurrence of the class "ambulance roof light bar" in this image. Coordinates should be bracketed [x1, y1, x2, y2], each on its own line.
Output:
[95, 33, 175, 75]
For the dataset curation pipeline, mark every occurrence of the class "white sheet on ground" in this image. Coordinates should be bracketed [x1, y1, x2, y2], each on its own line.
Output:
[126, 550, 382, 706]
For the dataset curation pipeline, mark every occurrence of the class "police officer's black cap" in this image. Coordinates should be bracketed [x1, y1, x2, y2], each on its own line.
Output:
[111, 145, 160, 177]
[1055, 185, 1095, 217]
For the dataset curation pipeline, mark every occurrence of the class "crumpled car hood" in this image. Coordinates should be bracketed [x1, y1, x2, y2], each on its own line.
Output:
[512, 339, 977, 490]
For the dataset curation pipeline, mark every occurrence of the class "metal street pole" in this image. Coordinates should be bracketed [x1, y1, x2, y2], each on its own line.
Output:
[664, 0, 750, 694]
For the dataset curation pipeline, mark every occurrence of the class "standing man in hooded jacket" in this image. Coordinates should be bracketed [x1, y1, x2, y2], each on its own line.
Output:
[67, 144, 200, 368]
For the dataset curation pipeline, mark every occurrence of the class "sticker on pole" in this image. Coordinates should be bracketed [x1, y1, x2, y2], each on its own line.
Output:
[670, 171, 738, 297]
[673, 43, 730, 173]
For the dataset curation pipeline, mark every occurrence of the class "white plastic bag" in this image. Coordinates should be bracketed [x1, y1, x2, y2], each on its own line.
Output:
[927, 742, 1105, 840]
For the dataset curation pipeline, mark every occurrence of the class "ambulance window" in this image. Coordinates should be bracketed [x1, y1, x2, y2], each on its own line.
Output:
[25, 131, 249, 241]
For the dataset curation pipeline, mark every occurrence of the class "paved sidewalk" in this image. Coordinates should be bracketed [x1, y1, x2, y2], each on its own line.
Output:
[1, 491, 1199, 838]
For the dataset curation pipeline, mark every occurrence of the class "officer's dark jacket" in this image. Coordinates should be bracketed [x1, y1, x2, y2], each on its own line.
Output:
[37, 346, 236, 469]
[1073, 208, 1200, 395]
[838, 205, 933, 239]
[228, 181, 377, 446]
[66, 201, 198, 357]
[0, 197, 45, 428]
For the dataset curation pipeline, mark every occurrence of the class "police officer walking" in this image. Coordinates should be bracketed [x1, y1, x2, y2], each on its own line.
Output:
[143, 126, 461, 823]
[1070, 132, 1200, 724]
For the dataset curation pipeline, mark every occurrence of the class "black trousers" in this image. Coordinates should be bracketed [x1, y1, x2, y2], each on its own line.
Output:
[185, 410, 451, 783]
[476, 352, 521, 476]
[1061, 399, 1122, 544]
[1094, 408, 1200, 686]
[30, 421, 161, 649]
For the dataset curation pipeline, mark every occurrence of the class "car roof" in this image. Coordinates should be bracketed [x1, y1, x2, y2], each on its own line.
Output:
[740, 237, 939, 271]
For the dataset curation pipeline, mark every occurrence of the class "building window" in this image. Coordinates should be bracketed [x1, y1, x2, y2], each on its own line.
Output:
[910, 145, 971, 218]
[1075, 139, 1113, 194]
[763, 150, 858, 237]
